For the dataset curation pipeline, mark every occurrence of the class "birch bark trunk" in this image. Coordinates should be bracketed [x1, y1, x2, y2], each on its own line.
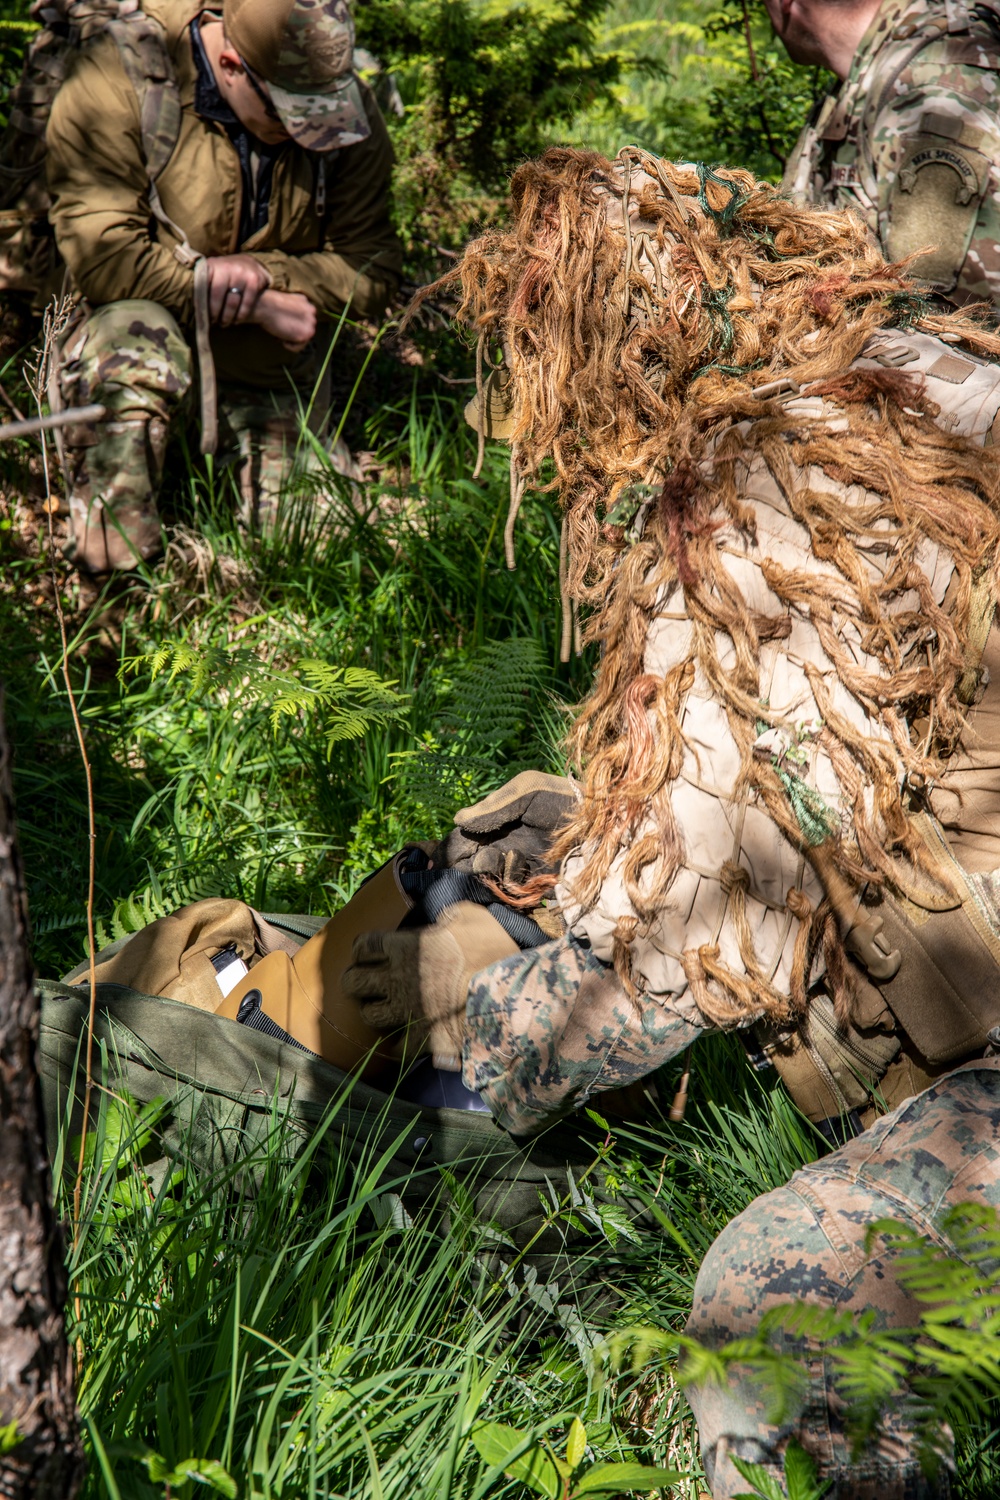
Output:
[0, 687, 83, 1497]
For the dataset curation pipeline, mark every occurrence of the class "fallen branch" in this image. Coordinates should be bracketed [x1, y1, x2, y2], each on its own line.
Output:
[0, 403, 105, 443]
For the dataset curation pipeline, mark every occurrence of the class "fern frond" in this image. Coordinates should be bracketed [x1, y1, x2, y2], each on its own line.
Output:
[400, 636, 551, 819]
[123, 643, 406, 756]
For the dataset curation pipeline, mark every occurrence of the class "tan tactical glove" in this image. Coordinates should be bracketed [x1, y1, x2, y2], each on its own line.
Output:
[435, 770, 579, 884]
[341, 902, 518, 1071]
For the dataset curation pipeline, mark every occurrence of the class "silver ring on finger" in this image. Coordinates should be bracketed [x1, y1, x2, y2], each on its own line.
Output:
[228, 285, 242, 297]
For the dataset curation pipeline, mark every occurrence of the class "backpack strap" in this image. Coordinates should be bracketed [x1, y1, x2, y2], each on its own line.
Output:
[105, 12, 197, 266]
[106, 11, 219, 453]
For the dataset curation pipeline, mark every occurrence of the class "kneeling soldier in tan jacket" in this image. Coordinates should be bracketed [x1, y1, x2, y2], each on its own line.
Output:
[45, 0, 402, 571]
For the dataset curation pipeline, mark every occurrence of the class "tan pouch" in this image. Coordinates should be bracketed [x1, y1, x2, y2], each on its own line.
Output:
[63, 896, 299, 1014]
[216, 851, 420, 1079]
[759, 991, 900, 1122]
[857, 814, 1000, 1065]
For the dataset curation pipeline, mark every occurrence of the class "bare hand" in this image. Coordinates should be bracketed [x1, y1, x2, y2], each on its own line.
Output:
[252, 290, 317, 351]
[204, 254, 271, 327]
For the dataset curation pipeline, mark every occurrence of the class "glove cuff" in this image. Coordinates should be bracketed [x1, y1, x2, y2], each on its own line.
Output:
[434, 901, 519, 1005]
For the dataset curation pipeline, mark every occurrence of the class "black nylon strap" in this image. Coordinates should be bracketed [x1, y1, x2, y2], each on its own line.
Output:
[398, 861, 548, 949]
[236, 989, 316, 1055]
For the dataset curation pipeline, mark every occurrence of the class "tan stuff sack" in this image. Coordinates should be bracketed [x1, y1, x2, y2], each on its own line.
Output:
[63, 851, 426, 1079]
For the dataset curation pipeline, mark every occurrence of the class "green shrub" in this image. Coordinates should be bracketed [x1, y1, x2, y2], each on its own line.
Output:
[559, 0, 826, 183]
[357, 0, 644, 260]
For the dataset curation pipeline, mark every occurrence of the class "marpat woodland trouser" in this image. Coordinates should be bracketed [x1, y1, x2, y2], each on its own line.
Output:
[686, 1057, 1000, 1499]
[54, 298, 332, 569]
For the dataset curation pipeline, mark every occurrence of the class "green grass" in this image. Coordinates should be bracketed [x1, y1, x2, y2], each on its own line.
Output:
[4, 374, 590, 976]
[57, 1019, 823, 1499]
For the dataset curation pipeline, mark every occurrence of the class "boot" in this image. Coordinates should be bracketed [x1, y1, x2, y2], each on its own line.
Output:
[67, 496, 163, 574]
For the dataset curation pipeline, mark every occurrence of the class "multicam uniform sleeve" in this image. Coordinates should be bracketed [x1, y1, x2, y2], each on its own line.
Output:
[870, 40, 1000, 308]
[46, 41, 196, 322]
[463, 932, 704, 1136]
[250, 87, 402, 322]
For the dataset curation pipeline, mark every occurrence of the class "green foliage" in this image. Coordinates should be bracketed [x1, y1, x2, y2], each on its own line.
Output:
[399, 634, 558, 818]
[560, 0, 825, 183]
[732, 1440, 831, 1500]
[60, 1075, 693, 1498]
[701, 0, 830, 177]
[3, 389, 591, 973]
[470, 1415, 681, 1496]
[137, 1451, 237, 1498]
[0, 1421, 22, 1455]
[356, 0, 643, 254]
[124, 641, 407, 754]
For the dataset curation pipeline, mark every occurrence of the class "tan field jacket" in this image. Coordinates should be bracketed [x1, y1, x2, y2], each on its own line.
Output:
[45, 0, 402, 352]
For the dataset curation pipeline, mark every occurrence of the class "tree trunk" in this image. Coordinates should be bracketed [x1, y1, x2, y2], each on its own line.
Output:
[0, 687, 83, 1497]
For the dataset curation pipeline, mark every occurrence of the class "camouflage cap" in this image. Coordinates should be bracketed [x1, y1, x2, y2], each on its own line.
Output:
[224, 0, 370, 152]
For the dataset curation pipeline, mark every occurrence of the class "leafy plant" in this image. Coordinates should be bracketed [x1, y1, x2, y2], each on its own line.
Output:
[356, 0, 646, 256]
[732, 1440, 831, 1500]
[471, 1415, 681, 1497]
[123, 641, 407, 754]
[560, 0, 824, 183]
[138, 1451, 237, 1499]
[399, 634, 557, 818]
[702, 0, 831, 177]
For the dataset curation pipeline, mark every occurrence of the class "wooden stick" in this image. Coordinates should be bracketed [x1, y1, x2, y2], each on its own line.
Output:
[0, 403, 105, 442]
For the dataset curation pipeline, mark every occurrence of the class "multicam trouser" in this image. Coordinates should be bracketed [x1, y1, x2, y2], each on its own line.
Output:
[685, 1058, 1000, 1499]
[55, 298, 333, 571]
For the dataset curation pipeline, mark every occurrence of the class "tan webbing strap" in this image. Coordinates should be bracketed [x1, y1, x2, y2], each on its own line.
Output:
[193, 257, 218, 457]
[845, 814, 1000, 1066]
[957, 570, 998, 705]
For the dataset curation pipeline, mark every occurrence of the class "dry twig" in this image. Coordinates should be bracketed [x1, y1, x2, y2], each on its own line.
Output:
[24, 303, 99, 1266]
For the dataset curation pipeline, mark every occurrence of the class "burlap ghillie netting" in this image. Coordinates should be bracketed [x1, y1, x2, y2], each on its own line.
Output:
[433, 146, 1000, 1027]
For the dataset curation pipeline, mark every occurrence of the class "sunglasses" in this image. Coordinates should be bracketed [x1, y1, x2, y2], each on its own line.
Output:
[239, 57, 282, 122]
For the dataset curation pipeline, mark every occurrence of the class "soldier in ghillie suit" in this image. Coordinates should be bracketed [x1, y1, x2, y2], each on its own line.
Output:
[772, 0, 1000, 314]
[37, 0, 401, 572]
[340, 147, 1000, 1494]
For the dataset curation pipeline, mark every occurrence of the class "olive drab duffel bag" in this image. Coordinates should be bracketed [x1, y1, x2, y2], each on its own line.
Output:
[37, 980, 613, 1254]
[37, 869, 632, 1259]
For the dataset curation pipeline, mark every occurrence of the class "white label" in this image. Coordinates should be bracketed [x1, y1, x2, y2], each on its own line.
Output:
[214, 956, 249, 997]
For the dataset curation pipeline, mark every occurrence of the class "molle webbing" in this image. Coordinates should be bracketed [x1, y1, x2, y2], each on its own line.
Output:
[756, 992, 900, 1122]
[853, 815, 1000, 1065]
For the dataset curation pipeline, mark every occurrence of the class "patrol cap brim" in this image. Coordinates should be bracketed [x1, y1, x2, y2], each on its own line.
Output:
[268, 72, 371, 152]
[463, 366, 517, 442]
